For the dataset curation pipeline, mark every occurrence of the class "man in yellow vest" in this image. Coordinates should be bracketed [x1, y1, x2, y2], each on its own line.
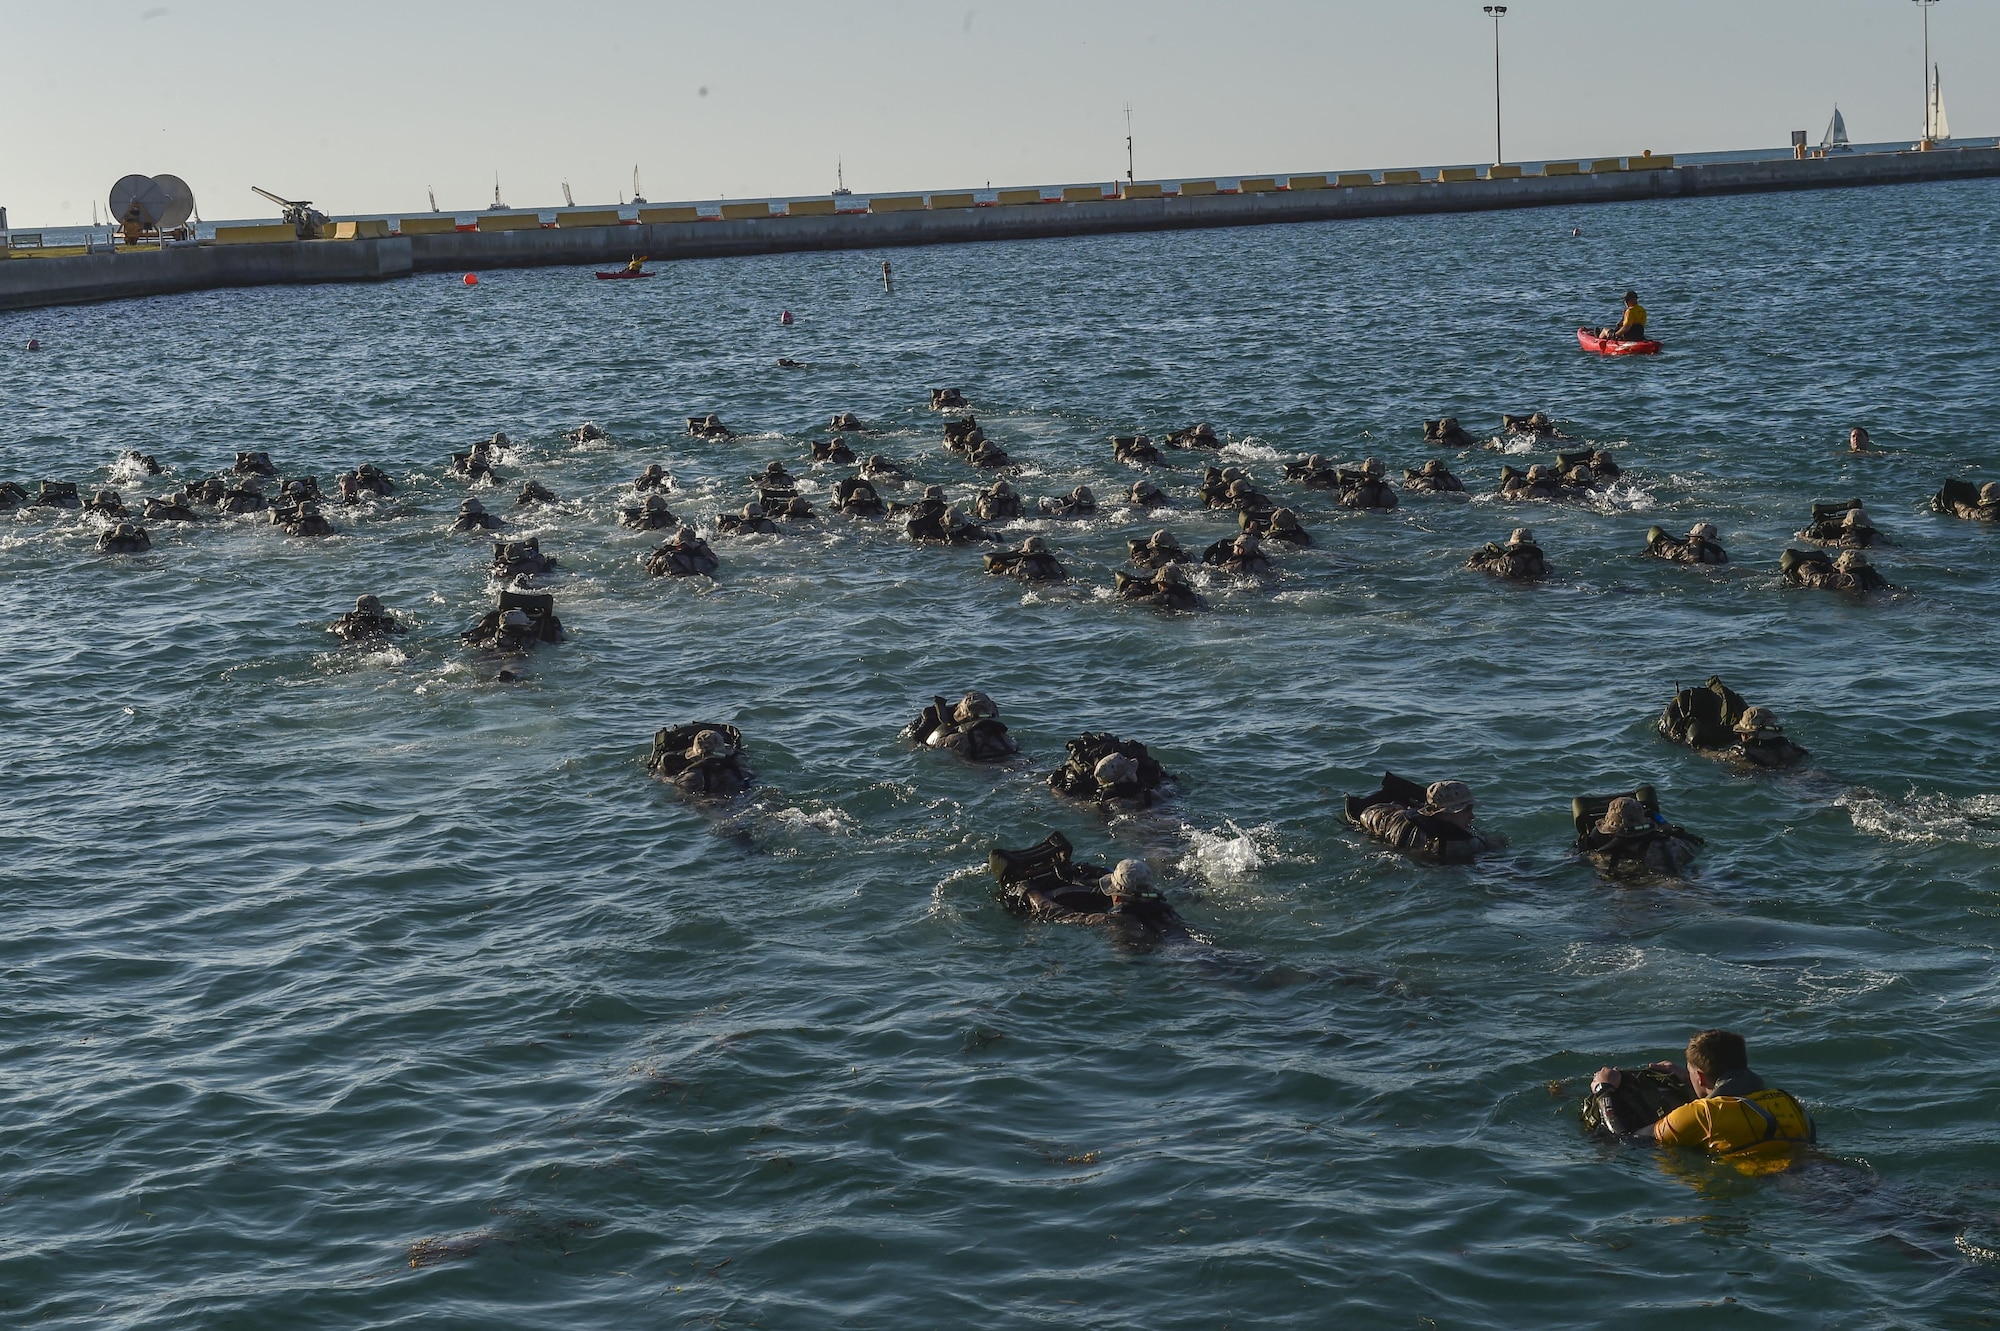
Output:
[1591, 1028, 1814, 1163]
[1598, 289, 1648, 342]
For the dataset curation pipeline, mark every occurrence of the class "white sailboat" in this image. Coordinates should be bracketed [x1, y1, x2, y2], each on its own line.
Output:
[1930, 65, 1951, 144]
[632, 166, 647, 206]
[1821, 106, 1852, 154]
[487, 175, 508, 212]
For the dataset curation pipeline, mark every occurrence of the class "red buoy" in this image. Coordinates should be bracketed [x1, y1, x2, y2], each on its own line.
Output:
[463, 273, 479, 286]
[780, 310, 794, 326]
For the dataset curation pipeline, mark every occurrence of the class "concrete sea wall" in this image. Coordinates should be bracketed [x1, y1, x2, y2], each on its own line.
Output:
[0, 237, 411, 313]
[4, 148, 1997, 313]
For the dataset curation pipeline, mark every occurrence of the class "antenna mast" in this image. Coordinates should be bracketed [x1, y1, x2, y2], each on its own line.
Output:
[1124, 104, 1135, 182]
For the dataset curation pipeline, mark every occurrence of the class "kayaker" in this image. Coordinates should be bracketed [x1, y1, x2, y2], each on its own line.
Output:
[1598, 290, 1648, 343]
[624, 254, 648, 274]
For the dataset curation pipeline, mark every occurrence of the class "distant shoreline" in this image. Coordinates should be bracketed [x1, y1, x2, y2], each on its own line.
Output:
[4, 144, 1998, 314]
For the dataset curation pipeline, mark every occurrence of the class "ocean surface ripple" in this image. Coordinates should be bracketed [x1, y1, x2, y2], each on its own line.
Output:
[5, 180, 2000, 1328]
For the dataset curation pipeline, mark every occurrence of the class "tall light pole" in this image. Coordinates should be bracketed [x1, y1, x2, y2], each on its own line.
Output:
[1914, 0, 1939, 144]
[1485, 6, 1509, 164]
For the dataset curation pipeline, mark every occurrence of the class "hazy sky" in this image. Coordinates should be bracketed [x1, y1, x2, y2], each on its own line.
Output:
[1, 0, 1989, 225]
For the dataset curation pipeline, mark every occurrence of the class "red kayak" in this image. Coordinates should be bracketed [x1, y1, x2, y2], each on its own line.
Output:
[595, 270, 654, 280]
[1578, 327, 1661, 356]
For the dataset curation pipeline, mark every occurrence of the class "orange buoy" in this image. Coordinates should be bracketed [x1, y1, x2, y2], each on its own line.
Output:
[463, 273, 479, 286]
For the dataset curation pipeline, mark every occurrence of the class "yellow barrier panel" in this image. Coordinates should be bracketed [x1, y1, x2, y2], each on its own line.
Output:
[1544, 161, 1582, 176]
[1486, 164, 1524, 180]
[399, 216, 457, 235]
[1062, 185, 1108, 202]
[325, 220, 391, 240]
[639, 207, 701, 224]
[1336, 173, 1376, 187]
[1239, 178, 1279, 194]
[1179, 180, 1218, 196]
[1121, 183, 1163, 199]
[1382, 170, 1423, 185]
[556, 210, 623, 228]
[1588, 159, 1624, 174]
[997, 188, 1043, 206]
[786, 199, 837, 216]
[477, 213, 542, 231]
[720, 202, 771, 220]
[870, 195, 924, 213]
[1632, 154, 1675, 170]
[1287, 175, 1328, 191]
[1439, 167, 1478, 183]
[929, 193, 975, 209]
[214, 224, 297, 245]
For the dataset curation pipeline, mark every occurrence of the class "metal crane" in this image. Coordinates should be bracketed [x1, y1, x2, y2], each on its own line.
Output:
[251, 185, 328, 239]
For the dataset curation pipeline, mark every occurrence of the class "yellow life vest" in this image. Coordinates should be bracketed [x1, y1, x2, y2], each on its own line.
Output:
[1655, 1088, 1814, 1174]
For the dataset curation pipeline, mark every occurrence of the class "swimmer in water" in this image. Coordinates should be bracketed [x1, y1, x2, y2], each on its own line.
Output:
[1589, 1029, 1814, 1163]
[1848, 427, 1878, 454]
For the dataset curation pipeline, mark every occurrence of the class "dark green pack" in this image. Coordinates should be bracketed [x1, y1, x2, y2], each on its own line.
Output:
[1658, 676, 1748, 749]
[1580, 1067, 1694, 1136]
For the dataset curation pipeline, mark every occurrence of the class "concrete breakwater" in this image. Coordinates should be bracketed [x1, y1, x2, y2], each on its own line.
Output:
[4, 146, 1997, 313]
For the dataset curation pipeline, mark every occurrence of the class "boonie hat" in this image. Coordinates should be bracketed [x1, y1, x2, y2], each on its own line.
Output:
[1100, 858, 1155, 898]
[1093, 753, 1139, 787]
[1734, 706, 1781, 735]
[1423, 780, 1474, 814]
[955, 691, 998, 722]
[1597, 796, 1649, 836]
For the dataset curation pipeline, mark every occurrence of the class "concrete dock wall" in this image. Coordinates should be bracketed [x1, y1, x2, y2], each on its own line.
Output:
[0, 237, 411, 313]
[402, 147, 2000, 273]
[4, 148, 1996, 312]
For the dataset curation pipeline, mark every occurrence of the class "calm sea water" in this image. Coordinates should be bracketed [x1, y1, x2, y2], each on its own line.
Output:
[6, 179, 2000, 1329]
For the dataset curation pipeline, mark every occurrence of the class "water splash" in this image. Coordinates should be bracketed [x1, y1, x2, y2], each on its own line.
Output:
[1178, 820, 1276, 883]
[1838, 788, 2000, 848]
